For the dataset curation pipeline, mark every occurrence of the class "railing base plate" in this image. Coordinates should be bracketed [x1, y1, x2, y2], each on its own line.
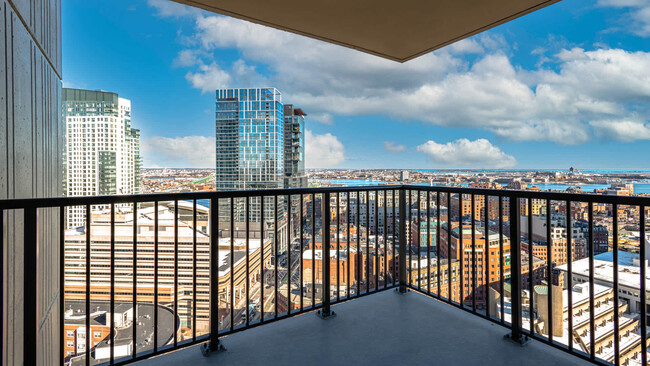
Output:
[395, 287, 409, 295]
[317, 310, 336, 319]
[201, 341, 226, 357]
[504, 333, 530, 346]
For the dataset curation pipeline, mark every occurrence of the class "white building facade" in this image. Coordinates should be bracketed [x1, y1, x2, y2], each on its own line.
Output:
[63, 88, 141, 228]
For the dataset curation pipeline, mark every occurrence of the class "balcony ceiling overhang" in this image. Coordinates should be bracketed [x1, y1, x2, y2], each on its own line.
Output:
[172, 0, 560, 63]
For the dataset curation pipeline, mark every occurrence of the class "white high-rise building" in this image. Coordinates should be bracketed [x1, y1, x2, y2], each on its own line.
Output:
[63, 88, 141, 229]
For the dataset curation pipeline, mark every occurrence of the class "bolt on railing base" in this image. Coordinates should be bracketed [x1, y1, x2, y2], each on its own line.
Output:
[504, 333, 530, 346]
[396, 287, 409, 295]
[317, 309, 336, 319]
[201, 341, 226, 357]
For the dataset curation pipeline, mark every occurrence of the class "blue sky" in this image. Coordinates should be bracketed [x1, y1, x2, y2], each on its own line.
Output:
[63, 0, 650, 169]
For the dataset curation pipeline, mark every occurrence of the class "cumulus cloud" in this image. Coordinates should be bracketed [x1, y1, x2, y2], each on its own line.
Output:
[416, 139, 517, 168]
[598, 0, 650, 36]
[156, 9, 650, 145]
[383, 141, 407, 153]
[142, 136, 215, 168]
[305, 130, 345, 168]
[590, 119, 650, 142]
[148, 0, 202, 17]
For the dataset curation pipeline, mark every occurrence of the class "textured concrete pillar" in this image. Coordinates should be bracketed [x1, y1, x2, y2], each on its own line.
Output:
[1, 0, 62, 365]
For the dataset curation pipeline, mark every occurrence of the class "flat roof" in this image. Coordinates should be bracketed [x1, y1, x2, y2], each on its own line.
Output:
[556, 251, 650, 292]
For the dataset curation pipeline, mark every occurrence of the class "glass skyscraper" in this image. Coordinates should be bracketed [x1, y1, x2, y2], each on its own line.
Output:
[215, 88, 285, 190]
[283, 104, 307, 188]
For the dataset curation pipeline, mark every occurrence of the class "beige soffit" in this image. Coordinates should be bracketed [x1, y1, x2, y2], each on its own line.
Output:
[172, 0, 560, 63]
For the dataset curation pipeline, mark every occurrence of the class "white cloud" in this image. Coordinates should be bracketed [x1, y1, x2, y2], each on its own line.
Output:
[416, 139, 517, 168]
[142, 136, 215, 168]
[160, 11, 650, 145]
[590, 119, 650, 142]
[185, 62, 232, 92]
[305, 130, 345, 168]
[148, 0, 202, 17]
[383, 141, 407, 153]
[598, 0, 650, 36]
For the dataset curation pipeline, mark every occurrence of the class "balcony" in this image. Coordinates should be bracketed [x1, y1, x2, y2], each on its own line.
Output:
[1, 185, 649, 366]
[137, 289, 591, 366]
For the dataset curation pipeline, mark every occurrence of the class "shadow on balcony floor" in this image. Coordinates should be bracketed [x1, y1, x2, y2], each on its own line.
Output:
[137, 290, 592, 366]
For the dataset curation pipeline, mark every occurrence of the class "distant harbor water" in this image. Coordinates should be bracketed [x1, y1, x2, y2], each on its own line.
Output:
[311, 179, 650, 195]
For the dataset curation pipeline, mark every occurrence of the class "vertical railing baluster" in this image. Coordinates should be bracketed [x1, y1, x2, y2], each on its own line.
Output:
[24, 207, 38, 366]
[110, 203, 115, 363]
[202, 196, 223, 354]
[132, 203, 138, 359]
[471, 194, 476, 312]
[59, 206, 64, 364]
[484, 196, 490, 318]
[427, 191, 431, 295]
[499, 196, 504, 323]
[319, 193, 333, 318]
[640, 205, 647, 366]
[507, 195, 524, 343]
[230, 198, 235, 329]
[398, 188, 407, 293]
[245, 197, 250, 326]
[312, 194, 316, 306]
[375, 190, 379, 292]
[459, 193, 464, 307]
[261, 196, 265, 322]
[613, 204, 620, 366]
[274, 195, 278, 318]
[528, 199, 534, 335]
[154, 201, 159, 353]
[85, 204, 91, 366]
[588, 201, 595, 360]
[567, 200, 573, 351]
[300, 194, 304, 310]
[408, 191, 412, 288]
[192, 200, 197, 342]
[447, 193, 452, 304]
[287, 194, 292, 313]
[436, 192, 442, 299]
[173, 201, 179, 348]
[546, 199, 553, 341]
[417, 191, 421, 290]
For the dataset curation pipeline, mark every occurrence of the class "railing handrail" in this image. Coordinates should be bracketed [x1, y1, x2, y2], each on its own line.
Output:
[1, 184, 649, 209]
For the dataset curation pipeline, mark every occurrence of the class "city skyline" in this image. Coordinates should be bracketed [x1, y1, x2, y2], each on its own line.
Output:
[63, 0, 650, 170]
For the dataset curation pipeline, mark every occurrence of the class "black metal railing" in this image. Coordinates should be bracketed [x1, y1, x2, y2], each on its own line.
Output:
[1, 185, 649, 366]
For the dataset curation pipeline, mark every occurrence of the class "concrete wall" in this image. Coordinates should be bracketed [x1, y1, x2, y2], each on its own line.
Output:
[1, 0, 62, 365]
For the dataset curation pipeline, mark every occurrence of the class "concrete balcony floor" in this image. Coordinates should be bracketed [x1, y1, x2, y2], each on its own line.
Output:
[136, 290, 592, 366]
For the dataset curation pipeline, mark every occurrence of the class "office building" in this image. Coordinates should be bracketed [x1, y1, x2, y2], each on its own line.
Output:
[215, 88, 284, 190]
[283, 105, 307, 188]
[63, 88, 141, 228]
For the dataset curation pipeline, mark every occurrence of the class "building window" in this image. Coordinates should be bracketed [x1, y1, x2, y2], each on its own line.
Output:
[67, 330, 74, 337]
[67, 340, 74, 347]
[93, 331, 102, 338]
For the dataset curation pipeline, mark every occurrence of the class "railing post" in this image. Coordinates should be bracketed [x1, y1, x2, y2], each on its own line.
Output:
[398, 188, 408, 294]
[505, 195, 527, 344]
[318, 193, 335, 318]
[24, 207, 38, 366]
[202, 197, 224, 355]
